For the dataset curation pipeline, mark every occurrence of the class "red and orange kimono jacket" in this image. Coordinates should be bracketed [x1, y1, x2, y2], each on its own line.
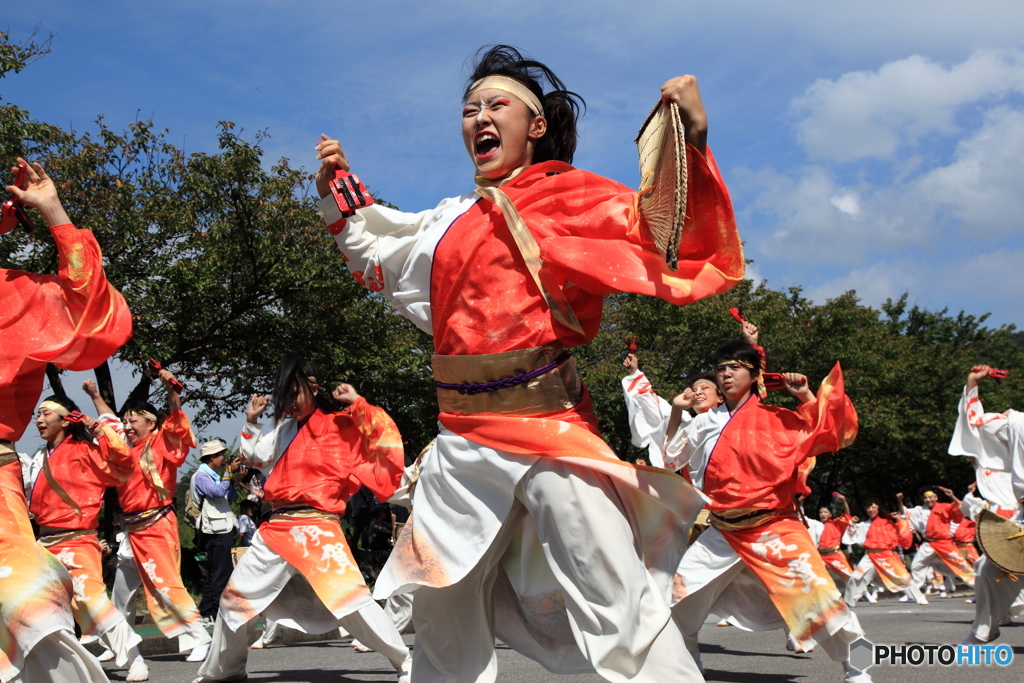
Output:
[31, 430, 133, 637]
[223, 400, 404, 631]
[862, 514, 914, 591]
[672, 365, 859, 650]
[925, 501, 975, 582]
[817, 513, 855, 579]
[0, 222, 130, 677]
[323, 146, 741, 674]
[115, 411, 205, 644]
[0, 222, 131, 538]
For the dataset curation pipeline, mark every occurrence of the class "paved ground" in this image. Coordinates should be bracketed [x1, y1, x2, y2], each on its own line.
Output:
[107, 596, 1023, 682]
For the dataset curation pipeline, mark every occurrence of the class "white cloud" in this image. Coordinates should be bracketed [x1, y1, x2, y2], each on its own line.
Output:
[740, 49, 1024, 266]
[736, 165, 928, 262]
[912, 106, 1024, 239]
[829, 193, 861, 217]
[806, 248, 1024, 325]
[793, 50, 1024, 162]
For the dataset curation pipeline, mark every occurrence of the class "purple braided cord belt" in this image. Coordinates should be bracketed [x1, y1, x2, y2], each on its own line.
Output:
[434, 351, 572, 396]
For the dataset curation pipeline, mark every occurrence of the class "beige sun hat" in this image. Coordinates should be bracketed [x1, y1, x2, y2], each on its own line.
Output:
[199, 440, 228, 461]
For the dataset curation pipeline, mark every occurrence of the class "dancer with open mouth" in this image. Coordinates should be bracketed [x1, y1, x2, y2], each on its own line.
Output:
[314, 44, 742, 682]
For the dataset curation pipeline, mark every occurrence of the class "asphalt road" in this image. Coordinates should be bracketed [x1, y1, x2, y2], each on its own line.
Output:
[110, 596, 1023, 682]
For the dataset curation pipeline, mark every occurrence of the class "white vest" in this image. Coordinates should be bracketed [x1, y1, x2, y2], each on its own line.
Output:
[190, 470, 238, 534]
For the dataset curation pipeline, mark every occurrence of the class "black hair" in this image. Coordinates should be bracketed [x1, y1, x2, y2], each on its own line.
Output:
[121, 399, 165, 429]
[272, 353, 341, 419]
[713, 340, 762, 377]
[239, 500, 258, 515]
[863, 498, 899, 520]
[464, 45, 585, 165]
[40, 395, 89, 442]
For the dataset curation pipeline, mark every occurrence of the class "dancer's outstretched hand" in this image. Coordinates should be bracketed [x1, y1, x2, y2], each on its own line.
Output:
[246, 394, 270, 424]
[623, 353, 639, 374]
[333, 383, 360, 406]
[315, 134, 350, 199]
[660, 76, 707, 153]
[6, 158, 71, 226]
[672, 388, 696, 410]
[783, 373, 813, 403]
[741, 321, 759, 345]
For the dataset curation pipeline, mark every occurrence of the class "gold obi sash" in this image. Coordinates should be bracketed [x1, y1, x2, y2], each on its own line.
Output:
[38, 527, 97, 548]
[432, 343, 582, 416]
[0, 440, 16, 465]
[864, 547, 890, 554]
[817, 546, 842, 556]
[270, 502, 341, 523]
[709, 507, 789, 532]
[124, 506, 174, 533]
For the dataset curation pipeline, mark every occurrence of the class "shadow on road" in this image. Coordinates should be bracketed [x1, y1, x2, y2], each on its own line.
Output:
[700, 643, 812, 661]
[703, 668, 801, 682]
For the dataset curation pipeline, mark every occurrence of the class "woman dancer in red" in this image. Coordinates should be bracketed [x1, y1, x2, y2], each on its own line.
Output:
[845, 498, 926, 605]
[315, 45, 741, 682]
[116, 370, 211, 663]
[32, 395, 150, 680]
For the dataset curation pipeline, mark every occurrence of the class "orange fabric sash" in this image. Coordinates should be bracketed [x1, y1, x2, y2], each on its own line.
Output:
[0, 487, 76, 678]
[257, 516, 372, 618]
[819, 551, 855, 580]
[47, 535, 122, 636]
[0, 462, 33, 539]
[863, 549, 911, 592]
[126, 512, 203, 638]
[720, 516, 850, 650]
[928, 539, 976, 582]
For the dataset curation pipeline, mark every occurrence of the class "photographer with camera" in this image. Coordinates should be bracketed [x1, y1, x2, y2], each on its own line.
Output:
[190, 440, 243, 625]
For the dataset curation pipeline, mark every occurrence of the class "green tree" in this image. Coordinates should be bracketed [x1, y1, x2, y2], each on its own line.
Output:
[1, 30, 439, 455]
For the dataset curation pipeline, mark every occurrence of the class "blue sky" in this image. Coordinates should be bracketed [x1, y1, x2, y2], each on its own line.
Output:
[7, 1, 1024, 452]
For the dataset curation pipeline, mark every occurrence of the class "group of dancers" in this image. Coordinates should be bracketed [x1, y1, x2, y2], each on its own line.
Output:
[1, 43, 1021, 683]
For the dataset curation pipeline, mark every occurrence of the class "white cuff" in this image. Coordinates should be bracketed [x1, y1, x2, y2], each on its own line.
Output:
[317, 194, 345, 227]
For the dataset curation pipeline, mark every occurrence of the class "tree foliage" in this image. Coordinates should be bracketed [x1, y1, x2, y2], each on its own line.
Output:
[1, 31, 438, 455]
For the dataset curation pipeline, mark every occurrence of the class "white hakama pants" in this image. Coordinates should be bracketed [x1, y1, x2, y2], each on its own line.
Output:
[197, 531, 408, 681]
[968, 555, 1024, 642]
[410, 457, 702, 683]
[12, 631, 108, 683]
[672, 526, 864, 666]
[845, 554, 926, 605]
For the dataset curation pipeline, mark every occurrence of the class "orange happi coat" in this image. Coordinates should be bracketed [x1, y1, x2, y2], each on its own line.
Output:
[0, 224, 131, 442]
[865, 515, 913, 551]
[924, 502, 962, 541]
[116, 411, 195, 513]
[701, 373, 858, 513]
[30, 428, 132, 529]
[260, 399, 404, 514]
[818, 512, 853, 549]
[430, 152, 742, 357]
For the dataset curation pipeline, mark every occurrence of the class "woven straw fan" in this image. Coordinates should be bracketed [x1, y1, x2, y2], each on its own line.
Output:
[635, 100, 688, 271]
[977, 508, 1024, 575]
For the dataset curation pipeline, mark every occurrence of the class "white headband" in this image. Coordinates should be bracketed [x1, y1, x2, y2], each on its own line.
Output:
[39, 401, 70, 417]
[467, 75, 543, 116]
